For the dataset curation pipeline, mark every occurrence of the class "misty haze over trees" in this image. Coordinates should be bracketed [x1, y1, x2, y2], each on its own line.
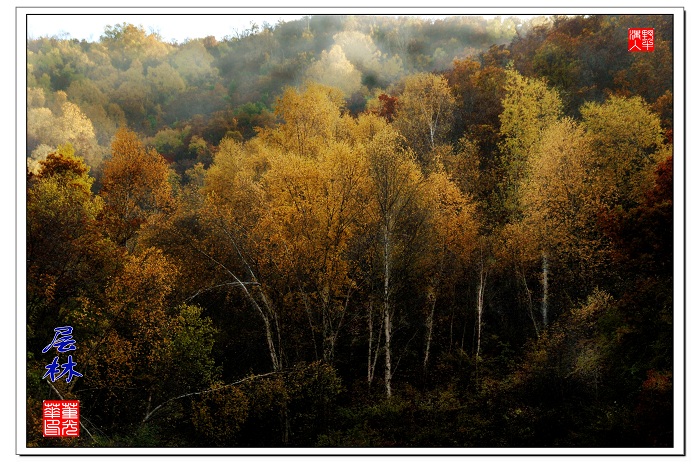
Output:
[26, 14, 674, 448]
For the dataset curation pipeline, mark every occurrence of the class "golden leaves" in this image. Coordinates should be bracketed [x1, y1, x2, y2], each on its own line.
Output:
[425, 170, 479, 263]
[393, 72, 456, 157]
[27, 95, 100, 168]
[265, 83, 347, 157]
[106, 247, 179, 322]
[191, 385, 249, 445]
[100, 127, 175, 245]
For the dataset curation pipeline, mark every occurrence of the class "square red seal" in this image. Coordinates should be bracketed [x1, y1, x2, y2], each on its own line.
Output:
[43, 400, 80, 437]
[629, 28, 654, 52]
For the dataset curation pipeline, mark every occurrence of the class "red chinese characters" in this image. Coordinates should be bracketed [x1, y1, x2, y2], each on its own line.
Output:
[628, 28, 654, 52]
[43, 400, 80, 438]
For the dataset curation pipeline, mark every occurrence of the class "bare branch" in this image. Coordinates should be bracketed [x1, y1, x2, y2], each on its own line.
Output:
[142, 371, 283, 423]
[46, 380, 97, 443]
[185, 281, 261, 302]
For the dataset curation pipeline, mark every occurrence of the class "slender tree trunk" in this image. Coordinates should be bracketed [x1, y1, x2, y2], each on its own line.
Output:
[541, 251, 549, 327]
[208, 219, 284, 370]
[324, 286, 351, 365]
[300, 288, 320, 361]
[367, 299, 383, 390]
[476, 265, 486, 360]
[256, 288, 282, 371]
[474, 262, 487, 384]
[322, 296, 333, 364]
[474, 239, 489, 386]
[323, 337, 335, 364]
[382, 222, 392, 398]
[423, 289, 436, 373]
[368, 301, 374, 387]
[383, 304, 392, 398]
[259, 310, 281, 372]
[520, 264, 540, 339]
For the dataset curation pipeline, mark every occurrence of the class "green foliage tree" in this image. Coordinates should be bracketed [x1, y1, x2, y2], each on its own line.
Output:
[100, 23, 173, 70]
[27, 146, 114, 343]
[169, 39, 217, 86]
[26, 147, 119, 447]
[146, 62, 186, 102]
[71, 248, 219, 433]
[498, 69, 562, 196]
[580, 95, 664, 209]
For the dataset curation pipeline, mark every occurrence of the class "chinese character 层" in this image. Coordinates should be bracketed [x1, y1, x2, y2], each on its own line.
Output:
[42, 326, 77, 354]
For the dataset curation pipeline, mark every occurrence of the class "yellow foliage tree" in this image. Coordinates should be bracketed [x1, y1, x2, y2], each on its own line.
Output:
[305, 45, 363, 97]
[100, 127, 174, 247]
[365, 126, 426, 396]
[393, 72, 456, 162]
[261, 83, 347, 158]
[256, 139, 371, 363]
[27, 91, 102, 169]
[422, 170, 479, 368]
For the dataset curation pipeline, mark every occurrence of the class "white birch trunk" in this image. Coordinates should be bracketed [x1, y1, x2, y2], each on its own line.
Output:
[383, 304, 392, 398]
[520, 264, 540, 339]
[476, 267, 486, 359]
[475, 240, 489, 363]
[383, 222, 392, 398]
[541, 252, 549, 327]
[367, 300, 383, 389]
[257, 302, 281, 372]
[423, 290, 436, 372]
[255, 287, 282, 371]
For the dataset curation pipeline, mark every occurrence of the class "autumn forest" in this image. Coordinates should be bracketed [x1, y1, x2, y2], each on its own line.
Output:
[26, 14, 674, 448]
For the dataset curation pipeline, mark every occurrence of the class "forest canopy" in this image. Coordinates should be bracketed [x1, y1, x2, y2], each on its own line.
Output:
[25, 14, 675, 449]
